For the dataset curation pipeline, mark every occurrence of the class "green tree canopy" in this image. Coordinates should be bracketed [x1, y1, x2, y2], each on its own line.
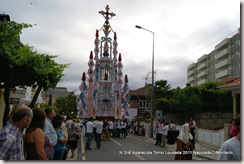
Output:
[29, 54, 69, 108]
[0, 21, 69, 126]
[0, 21, 34, 126]
[153, 81, 233, 122]
[55, 93, 77, 117]
[154, 79, 172, 99]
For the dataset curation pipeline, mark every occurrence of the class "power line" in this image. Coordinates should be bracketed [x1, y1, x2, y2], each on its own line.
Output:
[161, 19, 240, 69]
[161, 29, 238, 69]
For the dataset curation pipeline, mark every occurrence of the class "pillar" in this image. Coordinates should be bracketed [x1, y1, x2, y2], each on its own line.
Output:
[223, 123, 230, 141]
[232, 93, 237, 119]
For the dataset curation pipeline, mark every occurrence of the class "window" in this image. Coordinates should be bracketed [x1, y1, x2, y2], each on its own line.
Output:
[235, 40, 240, 46]
[139, 100, 150, 109]
[235, 51, 240, 58]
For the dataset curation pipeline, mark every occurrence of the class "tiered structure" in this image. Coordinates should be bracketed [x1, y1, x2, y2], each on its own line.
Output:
[78, 5, 130, 119]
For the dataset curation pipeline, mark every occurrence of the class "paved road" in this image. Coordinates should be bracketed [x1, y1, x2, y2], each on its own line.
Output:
[83, 135, 174, 161]
[73, 133, 211, 161]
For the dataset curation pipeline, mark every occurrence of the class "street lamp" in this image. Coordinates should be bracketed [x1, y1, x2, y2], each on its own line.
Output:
[135, 25, 155, 138]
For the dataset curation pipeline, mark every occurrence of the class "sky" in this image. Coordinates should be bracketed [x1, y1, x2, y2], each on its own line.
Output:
[0, 0, 241, 94]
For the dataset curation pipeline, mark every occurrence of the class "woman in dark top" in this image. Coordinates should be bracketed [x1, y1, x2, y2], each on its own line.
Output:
[25, 135, 52, 160]
[24, 108, 52, 160]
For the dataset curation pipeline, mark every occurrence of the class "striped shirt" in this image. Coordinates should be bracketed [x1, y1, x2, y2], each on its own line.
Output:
[0, 123, 25, 160]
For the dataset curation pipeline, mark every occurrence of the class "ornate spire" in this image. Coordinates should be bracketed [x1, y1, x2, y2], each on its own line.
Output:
[98, 5, 116, 57]
[98, 5, 116, 21]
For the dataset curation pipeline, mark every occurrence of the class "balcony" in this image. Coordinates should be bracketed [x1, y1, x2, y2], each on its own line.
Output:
[215, 38, 230, 50]
[215, 69, 231, 79]
[197, 79, 208, 85]
[197, 62, 208, 71]
[215, 49, 231, 60]
[215, 58, 231, 69]
[188, 69, 194, 76]
[187, 63, 196, 70]
[187, 76, 195, 83]
[197, 55, 208, 63]
[197, 70, 207, 78]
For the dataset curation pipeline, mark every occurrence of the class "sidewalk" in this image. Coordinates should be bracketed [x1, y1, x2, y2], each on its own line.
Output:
[66, 131, 84, 161]
[66, 148, 78, 160]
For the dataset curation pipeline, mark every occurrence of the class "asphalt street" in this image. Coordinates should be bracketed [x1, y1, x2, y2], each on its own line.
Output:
[67, 132, 214, 161]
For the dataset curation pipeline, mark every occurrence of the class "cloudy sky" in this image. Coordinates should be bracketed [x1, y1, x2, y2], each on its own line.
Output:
[0, 0, 241, 94]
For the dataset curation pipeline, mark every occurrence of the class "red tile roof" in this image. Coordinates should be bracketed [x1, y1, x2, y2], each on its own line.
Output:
[129, 85, 151, 96]
[218, 77, 240, 90]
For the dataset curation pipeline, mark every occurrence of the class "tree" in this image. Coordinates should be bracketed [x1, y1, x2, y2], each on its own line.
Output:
[29, 54, 69, 108]
[155, 97, 171, 114]
[154, 80, 172, 99]
[0, 21, 35, 126]
[55, 93, 77, 117]
[171, 82, 232, 115]
[199, 83, 232, 112]
[0, 21, 69, 126]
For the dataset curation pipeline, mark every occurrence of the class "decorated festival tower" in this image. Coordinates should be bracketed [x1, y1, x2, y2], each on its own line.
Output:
[78, 5, 130, 119]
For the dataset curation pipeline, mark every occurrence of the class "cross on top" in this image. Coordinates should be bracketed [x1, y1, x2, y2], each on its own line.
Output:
[98, 5, 116, 21]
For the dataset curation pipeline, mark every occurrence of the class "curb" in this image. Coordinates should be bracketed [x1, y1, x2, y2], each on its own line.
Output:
[196, 154, 215, 160]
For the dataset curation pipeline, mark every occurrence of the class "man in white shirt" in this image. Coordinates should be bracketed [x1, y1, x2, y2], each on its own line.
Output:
[85, 117, 95, 150]
[94, 117, 103, 149]
[121, 120, 127, 138]
[155, 121, 163, 146]
[108, 119, 114, 139]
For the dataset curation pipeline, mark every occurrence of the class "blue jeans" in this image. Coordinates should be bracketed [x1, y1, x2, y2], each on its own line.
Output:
[85, 133, 93, 149]
[53, 149, 64, 160]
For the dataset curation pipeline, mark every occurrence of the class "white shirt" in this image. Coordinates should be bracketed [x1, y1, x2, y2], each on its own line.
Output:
[169, 123, 176, 131]
[121, 122, 127, 128]
[94, 121, 103, 134]
[217, 137, 240, 160]
[162, 125, 169, 136]
[117, 122, 122, 129]
[65, 119, 72, 129]
[86, 121, 95, 133]
[44, 118, 57, 146]
[157, 124, 163, 134]
[108, 121, 114, 129]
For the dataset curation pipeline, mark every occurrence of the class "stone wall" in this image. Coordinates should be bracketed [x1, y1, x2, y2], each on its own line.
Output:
[163, 112, 232, 130]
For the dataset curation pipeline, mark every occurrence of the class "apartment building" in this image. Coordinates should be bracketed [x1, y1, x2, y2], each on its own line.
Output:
[187, 28, 241, 86]
[41, 87, 73, 104]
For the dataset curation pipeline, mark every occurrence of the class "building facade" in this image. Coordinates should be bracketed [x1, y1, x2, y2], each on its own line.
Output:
[41, 87, 72, 105]
[129, 85, 151, 118]
[187, 28, 241, 86]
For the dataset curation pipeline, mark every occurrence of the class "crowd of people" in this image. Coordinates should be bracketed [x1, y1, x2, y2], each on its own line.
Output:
[83, 117, 132, 150]
[0, 106, 82, 160]
[0, 106, 133, 160]
[149, 117, 197, 160]
[0, 105, 240, 161]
